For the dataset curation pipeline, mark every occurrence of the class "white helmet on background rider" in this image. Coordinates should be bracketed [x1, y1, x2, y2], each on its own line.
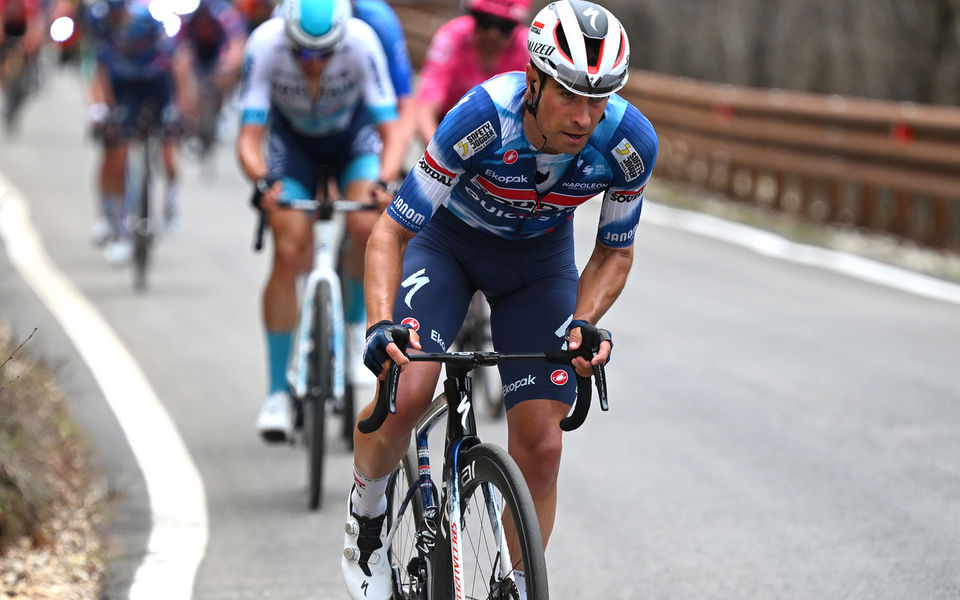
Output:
[284, 0, 352, 52]
[526, 0, 630, 98]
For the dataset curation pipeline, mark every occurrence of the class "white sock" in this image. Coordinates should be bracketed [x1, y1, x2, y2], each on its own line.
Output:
[513, 570, 526, 600]
[350, 466, 388, 517]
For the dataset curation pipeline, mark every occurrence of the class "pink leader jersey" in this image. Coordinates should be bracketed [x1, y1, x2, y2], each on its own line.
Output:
[415, 14, 529, 118]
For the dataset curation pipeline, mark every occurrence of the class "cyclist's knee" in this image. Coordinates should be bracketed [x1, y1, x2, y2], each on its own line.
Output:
[271, 236, 310, 275]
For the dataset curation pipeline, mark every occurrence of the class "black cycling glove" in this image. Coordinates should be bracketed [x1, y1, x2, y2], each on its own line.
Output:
[565, 319, 613, 363]
[363, 320, 413, 376]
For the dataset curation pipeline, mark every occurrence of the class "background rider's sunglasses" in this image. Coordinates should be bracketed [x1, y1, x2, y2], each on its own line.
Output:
[290, 46, 334, 62]
[471, 11, 516, 35]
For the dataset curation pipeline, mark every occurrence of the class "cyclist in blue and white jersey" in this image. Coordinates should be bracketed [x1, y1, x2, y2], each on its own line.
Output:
[237, 0, 404, 443]
[342, 1, 657, 598]
[87, 1, 193, 263]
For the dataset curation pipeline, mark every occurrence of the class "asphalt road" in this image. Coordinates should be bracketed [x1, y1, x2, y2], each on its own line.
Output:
[2, 66, 960, 600]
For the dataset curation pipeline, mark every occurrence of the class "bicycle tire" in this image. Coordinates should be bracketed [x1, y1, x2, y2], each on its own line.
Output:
[385, 444, 427, 599]
[131, 142, 151, 291]
[434, 443, 548, 600]
[341, 380, 355, 447]
[305, 279, 333, 510]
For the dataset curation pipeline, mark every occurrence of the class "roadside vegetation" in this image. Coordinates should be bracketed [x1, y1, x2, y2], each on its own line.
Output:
[0, 326, 104, 599]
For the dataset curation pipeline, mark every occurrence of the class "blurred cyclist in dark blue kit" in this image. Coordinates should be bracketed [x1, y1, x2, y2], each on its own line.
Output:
[86, 0, 194, 264]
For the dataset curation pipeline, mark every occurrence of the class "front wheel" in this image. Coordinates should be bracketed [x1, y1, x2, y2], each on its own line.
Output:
[305, 280, 333, 510]
[435, 443, 549, 600]
[385, 443, 427, 599]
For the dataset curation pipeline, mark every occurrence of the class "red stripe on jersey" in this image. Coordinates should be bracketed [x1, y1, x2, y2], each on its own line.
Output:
[540, 191, 597, 207]
[475, 176, 537, 201]
[423, 151, 457, 179]
[613, 185, 646, 197]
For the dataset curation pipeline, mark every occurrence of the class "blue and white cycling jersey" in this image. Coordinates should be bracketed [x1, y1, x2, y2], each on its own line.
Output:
[387, 71, 657, 248]
[353, 0, 413, 99]
[238, 16, 397, 137]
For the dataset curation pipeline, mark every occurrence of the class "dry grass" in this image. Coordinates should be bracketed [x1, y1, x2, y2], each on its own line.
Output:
[0, 325, 105, 599]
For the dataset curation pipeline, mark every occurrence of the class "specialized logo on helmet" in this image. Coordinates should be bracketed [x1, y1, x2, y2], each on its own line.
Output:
[527, 41, 554, 57]
[455, 121, 496, 159]
[530, 20, 543, 34]
[401, 317, 420, 331]
[550, 370, 569, 385]
[610, 137, 645, 181]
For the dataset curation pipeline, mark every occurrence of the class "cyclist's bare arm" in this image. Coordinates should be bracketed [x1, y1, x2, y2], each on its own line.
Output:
[216, 36, 245, 91]
[363, 215, 422, 368]
[568, 240, 632, 374]
[413, 98, 442, 146]
[89, 64, 114, 107]
[237, 123, 282, 207]
[375, 118, 405, 184]
[172, 47, 197, 120]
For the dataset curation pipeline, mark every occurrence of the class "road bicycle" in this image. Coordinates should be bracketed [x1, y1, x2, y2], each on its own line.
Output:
[125, 103, 164, 291]
[452, 292, 503, 419]
[357, 325, 609, 599]
[252, 177, 377, 510]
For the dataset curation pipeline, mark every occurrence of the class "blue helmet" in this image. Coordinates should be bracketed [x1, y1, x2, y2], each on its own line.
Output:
[126, 4, 163, 41]
[283, 0, 351, 51]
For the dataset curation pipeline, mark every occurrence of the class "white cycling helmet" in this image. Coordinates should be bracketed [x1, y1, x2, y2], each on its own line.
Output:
[527, 0, 630, 97]
[284, 0, 351, 52]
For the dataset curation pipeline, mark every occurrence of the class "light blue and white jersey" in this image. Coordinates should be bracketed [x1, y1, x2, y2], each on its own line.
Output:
[238, 16, 397, 137]
[387, 72, 658, 247]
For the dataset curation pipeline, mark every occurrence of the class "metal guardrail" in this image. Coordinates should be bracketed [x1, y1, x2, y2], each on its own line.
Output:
[393, 2, 960, 250]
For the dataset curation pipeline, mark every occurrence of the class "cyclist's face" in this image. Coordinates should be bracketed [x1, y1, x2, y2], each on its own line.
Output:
[291, 46, 334, 76]
[471, 10, 515, 55]
[524, 71, 607, 155]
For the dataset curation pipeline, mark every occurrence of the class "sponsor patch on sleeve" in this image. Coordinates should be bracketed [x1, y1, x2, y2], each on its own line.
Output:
[454, 121, 496, 160]
[610, 138, 645, 182]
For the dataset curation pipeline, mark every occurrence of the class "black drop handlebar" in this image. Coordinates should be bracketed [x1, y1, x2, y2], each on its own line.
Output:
[249, 186, 378, 252]
[357, 324, 610, 434]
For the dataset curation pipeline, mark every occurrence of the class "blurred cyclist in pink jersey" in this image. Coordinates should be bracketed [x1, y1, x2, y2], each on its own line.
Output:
[412, 0, 530, 144]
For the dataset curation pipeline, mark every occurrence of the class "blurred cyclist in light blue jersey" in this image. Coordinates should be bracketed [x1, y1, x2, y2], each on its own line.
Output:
[237, 0, 404, 444]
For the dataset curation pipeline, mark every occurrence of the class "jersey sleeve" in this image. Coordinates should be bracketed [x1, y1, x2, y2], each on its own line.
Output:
[387, 87, 499, 232]
[353, 21, 397, 124]
[597, 102, 658, 248]
[237, 23, 275, 126]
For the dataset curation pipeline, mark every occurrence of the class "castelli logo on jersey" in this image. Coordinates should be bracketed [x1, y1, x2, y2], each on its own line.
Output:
[503, 149, 518, 164]
[550, 370, 569, 385]
[401, 317, 420, 331]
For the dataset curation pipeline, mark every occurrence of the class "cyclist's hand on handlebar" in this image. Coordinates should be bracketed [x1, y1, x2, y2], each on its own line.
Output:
[362, 320, 421, 378]
[566, 320, 613, 378]
[252, 176, 283, 211]
[370, 180, 399, 211]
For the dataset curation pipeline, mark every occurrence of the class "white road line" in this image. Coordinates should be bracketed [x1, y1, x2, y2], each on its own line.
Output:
[0, 179, 208, 600]
[643, 202, 960, 306]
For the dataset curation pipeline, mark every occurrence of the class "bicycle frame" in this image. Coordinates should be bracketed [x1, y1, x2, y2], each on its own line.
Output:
[287, 204, 348, 402]
[387, 362, 517, 600]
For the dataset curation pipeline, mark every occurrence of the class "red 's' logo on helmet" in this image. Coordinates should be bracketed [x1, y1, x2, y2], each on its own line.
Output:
[550, 369, 568, 385]
[401, 317, 420, 331]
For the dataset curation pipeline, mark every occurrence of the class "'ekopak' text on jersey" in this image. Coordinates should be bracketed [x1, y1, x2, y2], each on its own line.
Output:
[387, 71, 657, 248]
